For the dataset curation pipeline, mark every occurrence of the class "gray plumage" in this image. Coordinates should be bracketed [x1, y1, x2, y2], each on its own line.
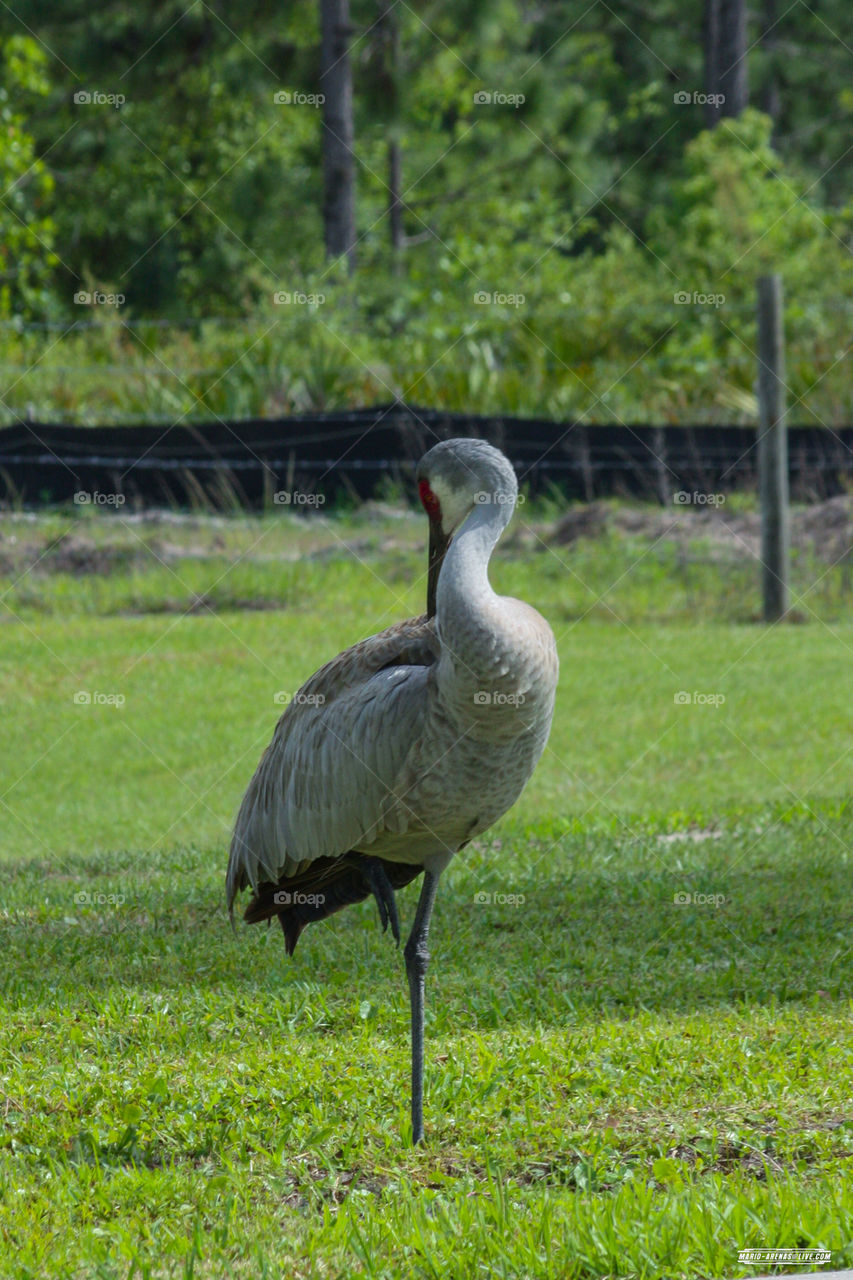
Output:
[226, 615, 440, 902]
[225, 436, 558, 1142]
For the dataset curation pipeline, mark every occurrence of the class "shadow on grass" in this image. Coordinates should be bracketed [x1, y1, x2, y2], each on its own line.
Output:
[2, 823, 850, 1022]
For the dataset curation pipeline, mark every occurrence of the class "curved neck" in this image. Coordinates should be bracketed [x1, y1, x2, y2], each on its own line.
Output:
[436, 498, 512, 635]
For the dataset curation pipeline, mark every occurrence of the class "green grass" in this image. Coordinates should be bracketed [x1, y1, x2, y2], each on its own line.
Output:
[1, 504, 851, 1278]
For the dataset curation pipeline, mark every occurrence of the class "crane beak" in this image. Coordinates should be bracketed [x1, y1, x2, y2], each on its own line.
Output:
[426, 518, 450, 619]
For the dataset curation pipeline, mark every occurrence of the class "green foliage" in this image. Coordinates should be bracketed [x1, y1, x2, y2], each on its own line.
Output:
[0, 37, 57, 318]
[0, 6, 852, 421]
[651, 110, 848, 290]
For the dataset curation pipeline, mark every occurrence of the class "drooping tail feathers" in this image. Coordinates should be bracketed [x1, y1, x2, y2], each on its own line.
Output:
[240, 852, 424, 955]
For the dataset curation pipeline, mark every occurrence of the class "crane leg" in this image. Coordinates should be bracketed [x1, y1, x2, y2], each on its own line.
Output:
[404, 869, 441, 1145]
[362, 857, 401, 944]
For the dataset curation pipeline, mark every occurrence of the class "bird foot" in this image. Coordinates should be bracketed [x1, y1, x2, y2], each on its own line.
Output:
[362, 858, 401, 945]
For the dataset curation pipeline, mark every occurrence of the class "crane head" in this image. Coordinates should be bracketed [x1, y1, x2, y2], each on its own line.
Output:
[416, 436, 518, 618]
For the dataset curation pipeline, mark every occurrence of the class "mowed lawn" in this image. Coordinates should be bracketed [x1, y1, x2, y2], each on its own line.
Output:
[0, 505, 851, 1279]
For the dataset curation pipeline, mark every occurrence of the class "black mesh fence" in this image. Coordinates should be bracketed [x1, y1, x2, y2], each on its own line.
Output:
[1, 404, 851, 507]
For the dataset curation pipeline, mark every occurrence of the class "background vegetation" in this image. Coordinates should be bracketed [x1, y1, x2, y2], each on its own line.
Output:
[1, 1, 852, 425]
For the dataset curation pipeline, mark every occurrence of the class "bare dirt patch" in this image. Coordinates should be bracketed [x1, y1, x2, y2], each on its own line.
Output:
[549, 495, 853, 563]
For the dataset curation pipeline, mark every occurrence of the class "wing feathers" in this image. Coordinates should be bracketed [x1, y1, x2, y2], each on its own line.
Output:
[226, 615, 437, 913]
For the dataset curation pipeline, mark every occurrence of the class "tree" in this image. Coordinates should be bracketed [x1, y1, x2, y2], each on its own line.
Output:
[759, 0, 781, 134]
[320, 0, 356, 265]
[2, 0, 852, 324]
[0, 0, 323, 315]
[704, 0, 749, 126]
[378, 1, 403, 258]
[0, 37, 57, 318]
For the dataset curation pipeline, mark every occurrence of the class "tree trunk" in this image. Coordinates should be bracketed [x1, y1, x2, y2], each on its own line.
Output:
[703, 0, 749, 127]
[320, 0, 356, 266]
[760, 0, 781, 142]
[389, 137, 403, 257]
[385, 2, 403, 259]
[703, 0, 721, 127]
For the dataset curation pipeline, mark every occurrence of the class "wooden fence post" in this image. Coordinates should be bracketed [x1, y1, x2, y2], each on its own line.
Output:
[756, 274, 790, 621]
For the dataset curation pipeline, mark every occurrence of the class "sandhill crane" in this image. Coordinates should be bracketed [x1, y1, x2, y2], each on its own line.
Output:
[226, 437, 558, 1143]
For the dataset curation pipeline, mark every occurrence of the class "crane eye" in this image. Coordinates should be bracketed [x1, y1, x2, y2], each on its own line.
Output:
[418, 480, 441, 519]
